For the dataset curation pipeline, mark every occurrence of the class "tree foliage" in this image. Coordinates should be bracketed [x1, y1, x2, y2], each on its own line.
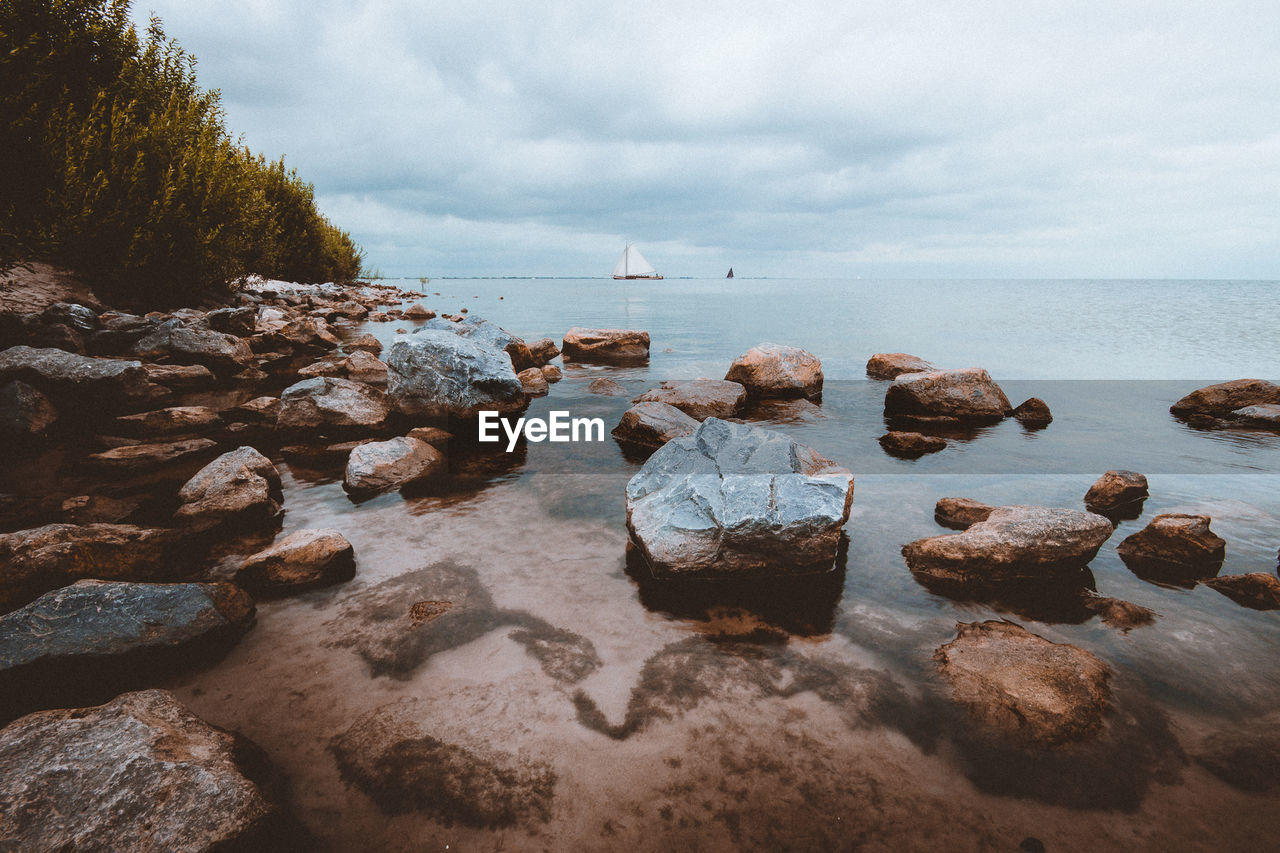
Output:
[0, 0, 363, 305]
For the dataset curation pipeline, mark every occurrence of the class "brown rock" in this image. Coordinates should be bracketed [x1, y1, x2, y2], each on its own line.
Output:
[1202, 573, 1280, 610]
[935, 620, 1112, 745]
[866, 352, 935, 379]
[724, 343, 823, 399]
[528, 337, 560, 365]
[344, 436, 444, 495]
[113, 406, 221, 436]
[633, 379, 747, 420]
[1081, 595, 1158, 631]
[587, 378, 628, 396]
[403, 303, 436, 319]
[85, 438, 218, 470]
[406, 426, 452, 449]
[1170, 379, 1280, 418]
[612, 402, 699, 449]
[541, 364, 562, 383]
[1116, 514, 1226, 583]
[277, 377, 390, 433]
[173, 446, 283, 532]
[142, 363, 216, 389]
[878, 430, 947, 458]
[518, 367, 549, 397]
[0, 523, 173, 608]
[237, 528, 355, 595]
[934, 497, 995, 530]
[297, 350, 388, 383]
[346, 333, 383, 353]
[233, 396, 281, 423]
[0, 379, 58, 437]
[1230, 404, 1280, 427]
[1012, 397, 1053, 426]
[1084, 470, 1149, 513]
[884, 368, 1012, 422]
[562, 327, 650, 361]
[59, 494, 141, 524]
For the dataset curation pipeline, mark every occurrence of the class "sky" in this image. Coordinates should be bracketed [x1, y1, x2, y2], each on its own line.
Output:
[128, 0, 1280, 279]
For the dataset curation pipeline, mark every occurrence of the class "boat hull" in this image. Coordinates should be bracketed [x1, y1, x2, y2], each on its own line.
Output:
[612, 275, 663, 280]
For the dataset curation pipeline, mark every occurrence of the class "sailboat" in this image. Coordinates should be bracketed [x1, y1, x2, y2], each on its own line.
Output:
[612, 243, 663, 280]
[726, 267, 734, 279]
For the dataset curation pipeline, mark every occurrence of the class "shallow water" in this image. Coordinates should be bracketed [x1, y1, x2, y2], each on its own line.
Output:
[16, 278, 1280, 850]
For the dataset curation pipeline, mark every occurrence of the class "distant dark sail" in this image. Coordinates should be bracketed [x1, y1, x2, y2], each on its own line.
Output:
[726, 267, 734, 278]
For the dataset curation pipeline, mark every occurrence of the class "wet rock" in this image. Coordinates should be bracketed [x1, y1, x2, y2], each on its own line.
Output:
[234, 396, 281, 422]
[0, 581, 253, 718]
[385, 329, 524, 419]
[297, 350, 388, 383]
[346, 332, 383, 353]
[518, 366, 549, 397]
[541, 364, 562, 383]
[42, 301, 99, 332]
[724, 342, 823, 399]
[142, 362, 215, 389]
[406, 426, 452, 449]
[344, 436, 444, 495]
[132, 320, 253, 371]
[113, 405, 220, 436]
[330, 300, 368, 320]
[1084, 470, 1149, 514]
[878, 430, 946, 458]
[884, 368, 1013, 422]
[237, 528, 355, 595]
[59, 494, 142, 525]
[329, 701, 556, 827]
[1170, 379, 1280, 418]
[1081, 594, 1158, 631]
[403, 302, 436, 319]
[421, 315, 535, 371]
[206, 306, 256, 335]
[866, 352, 935, 379]
[278, 376, 390, 432]
[528, 337, 560, 365]
[562, 327, 650, 362]
[0, 689, 286, 850]
[934, 497, 995, 530]
[1193, 714, 1280, 792]
[86, 438, 218, 470]
[587, 377, 628, 396]
[1230, 403, 1280, 427]
[0, 345, 152, 410]
[1202, 573, 1280, 610]
[276, 316, 341, 351]
[625, 418, 853, 578]
[0, 523, 172, 609]
[903, 505, 1114, 585]
[1012, 397, 1053, 426]
[935, 620, 1111, 745]
[633, 378, 747, 420]
[1116, 514, 1226, 583]
[0, 379, 57, 437]
[612, 401, 699, 449]
[174, 446, 283, 532]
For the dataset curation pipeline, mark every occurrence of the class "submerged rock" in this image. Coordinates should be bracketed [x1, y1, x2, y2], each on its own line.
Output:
[237, 528, 355, 595]
[1116, 513, 1225, 583]
[1084, 470, 1149, 514]
[633, 379, 746, 420]
[0, 523, 173, 609]
[934, 497, 995, 530]
[562, 327, 650, 362]
[278, 376, 390, 432]
[173, 446, 283, 532]
[884, 368, 1012, 422]
[1202, 573, 1280, 610]
[625, 418, 853, 578]
[724, 342, 823, 399]
[344, 436, 444, 495]
[0, 379, 58, 437]
[935, 620, 1112, 745]
[612, 401, 699, 449]
[878, 430, 947, 458]
[1170, 379, 1280, 418]
[587, 377, 628, 396]
[1012, 397, 1053, 426]
[0, 690, 287, 850]
[1081, 594, 1158, 631]
[385, 329, 524, 419]
[865, 352, 935, 379]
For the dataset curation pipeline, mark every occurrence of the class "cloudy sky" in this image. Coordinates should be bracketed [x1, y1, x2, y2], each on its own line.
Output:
[130, 0, 1280, 279]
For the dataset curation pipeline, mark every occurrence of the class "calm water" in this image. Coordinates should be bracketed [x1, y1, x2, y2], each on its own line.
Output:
[15, 278, 1280, 850]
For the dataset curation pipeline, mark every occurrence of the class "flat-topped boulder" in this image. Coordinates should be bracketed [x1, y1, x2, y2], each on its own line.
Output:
[903, 505, 1114, 585]
[612, 401, 699, 449]
[85, 438, 218, 470]
[236, 528, 355, 595]
[0, 379, 58, 437]
[174, 446, 283, 532]
[935, 620, 1112, 745]
[1170, 379, 1280, 418]
[0, 581, 253, 718]
[633, 379, 746, 420]
[885, 368, 1012, 422]
[0, 690, 285, 850]
[725, 343, 823, 399]
[0, 523, 173, 609]
[866, 352, 934, 379]
[1203, 573, 1280, 610]
[132, 321, 253, 371]
[562, 327, 650, 362]
[1117, 513, 1225, 582]
[1084, 470, 1149, 514]
[142, 362, 215, 389]
[344, 436, 444, 495]
[385, 329, 524, 419]
[1231, 404, 1280, 427]
[113, 406, 220, 436]
[879, 430, 946, 458]
[278, 376, 390, 432]
[934, 497, 995, 529]
[0, 345, 151, 409]
[625, 418, 853, 578]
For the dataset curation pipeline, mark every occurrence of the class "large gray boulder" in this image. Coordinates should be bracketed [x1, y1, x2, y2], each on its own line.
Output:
[343, 436, 444, 495]
[277, 376, 390, 432]
[0, 690, 285, 850]
[633, 379, 747, 420]
[385, 329, 525, 419]
[0, 345, 152, 409]
[174, 446, 283, 532]
[725, 343, 823, 399]
[885, 368, 1013, 422]
[624, 418, 853, 578]
[420, 315, 535, 371]
[0, 581, 254, 719]
[0, 523, 173, 609]
[132, 320, 253, 371]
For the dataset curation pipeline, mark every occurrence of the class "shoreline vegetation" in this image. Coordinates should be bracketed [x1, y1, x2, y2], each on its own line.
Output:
[1, 0, 363, 309]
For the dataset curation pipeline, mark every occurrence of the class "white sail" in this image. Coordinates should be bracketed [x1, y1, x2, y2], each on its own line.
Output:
[613, 243, 657, 278]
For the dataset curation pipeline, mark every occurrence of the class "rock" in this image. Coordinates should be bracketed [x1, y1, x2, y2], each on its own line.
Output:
[624, 418, 853, 578]
[1012, 397, 1053, 426]
[866, 352, 935, 379]
[541, 364, 562, 383]
[1170, 379, 1280, 418]
[1202, 573, 1280, 610]
[113, 406, 221, 436]
[403, 302, 436, 319]
[421, 315, 536, 371]
[934, 620, 1111, 745]
[142, 362, 215, 389]
[254, 305, 288, 333]
[205, 306, 256, 335]
[724, 343, 823, 399]
[278, 377, 390, 432]
[174, 446, 283, 532]
[330, 300, 368, 320]
[232, 365, 268, 383]
[1084, 470, 1149, 513]
[385, 330, 524, 419]
[878, 430, 947, 458]
[406, 426, 452, 449]
[132, 321, 253, 371]
[1230, 403, 1280, 427]
[902, 505, 1114, 585]
[884, 368, 1013, 422]
[234, 396, 281, 422]
[1116, 514, 1225, 583]
[612, 402, 699, 449]
[236, 529, 355, 595]
[0, 523, 173, 609]
[60, 494, 142, 525]
[587, 377, 628, 396]
[1081, 595, 1158, 631]
[41, 301, 99, 332]
[0, 581, 253, 718]
[0, 379, 57, 437]
[528, 337, 560, 365]
[562, 327, 650, 362]
[297, 350, 388, 383]
[1193, 715, 1280, 793]
[934, 497, 995, 529]
[85, 438, 218, 470]
[518, 366, 549, 397]
[346, 333, 383, 353]
[633, 379, 747, 420]
[0, 345, 151, 409]
[0, 689, 286, 850]
[344, 436, 444, 495]
[278, 316, 341, 350]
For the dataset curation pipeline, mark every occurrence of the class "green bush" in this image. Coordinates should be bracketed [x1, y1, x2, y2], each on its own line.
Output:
[0, 0, 364, 306]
